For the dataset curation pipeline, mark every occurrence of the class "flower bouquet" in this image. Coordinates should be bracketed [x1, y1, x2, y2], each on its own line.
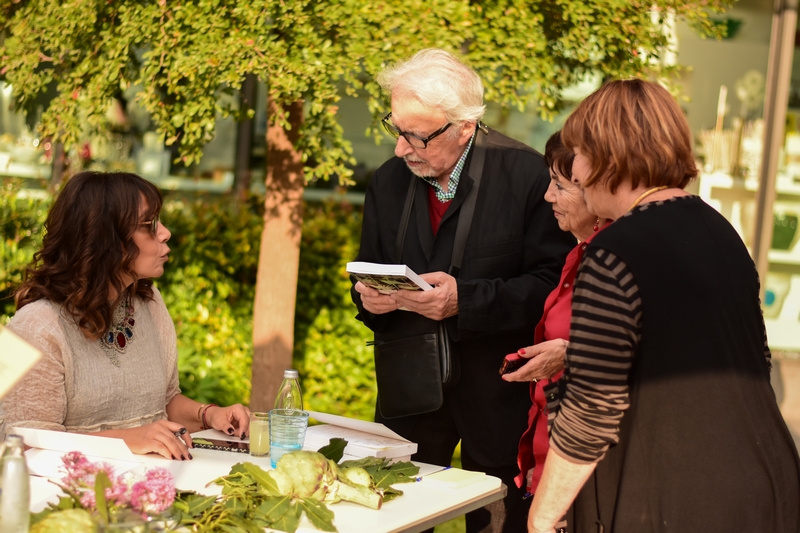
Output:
[30, 451, 176, 533]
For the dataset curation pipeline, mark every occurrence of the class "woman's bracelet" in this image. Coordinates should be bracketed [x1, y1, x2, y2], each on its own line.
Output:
[201, 403, 218, 430]
[197, 404, 206, 423]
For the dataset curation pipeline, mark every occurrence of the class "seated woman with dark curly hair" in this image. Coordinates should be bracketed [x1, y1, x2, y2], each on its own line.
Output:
[0, 171, 250, 460]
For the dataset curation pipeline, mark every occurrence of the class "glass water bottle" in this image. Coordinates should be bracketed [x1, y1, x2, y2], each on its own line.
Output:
[0, 434, 30, 533]
[273, 369, 303, 414]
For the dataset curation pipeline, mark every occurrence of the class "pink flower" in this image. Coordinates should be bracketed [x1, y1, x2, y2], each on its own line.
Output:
[58, 451, 175, 515]
[145, 468, 173, 484]
[61, 451, 97, 489]
[108, 476, 133, 506]
[61, 452, 121, 500]
[62, 451, 89, 469]
[129, 468, 175, 514]
[79, 491, 96, 509]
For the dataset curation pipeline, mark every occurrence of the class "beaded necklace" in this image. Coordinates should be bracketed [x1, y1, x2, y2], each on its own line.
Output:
[99, 294, 136, 366]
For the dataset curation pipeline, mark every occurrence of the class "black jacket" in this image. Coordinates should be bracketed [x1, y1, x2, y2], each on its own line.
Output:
[351, 129, 574, 467]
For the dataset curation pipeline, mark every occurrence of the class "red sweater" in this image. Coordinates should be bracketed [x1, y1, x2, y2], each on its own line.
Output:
[427, 186, 451, 235]
[515, 223, 608, 494]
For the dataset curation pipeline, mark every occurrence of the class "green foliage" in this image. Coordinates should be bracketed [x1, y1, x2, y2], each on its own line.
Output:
[156, 194, 264, 407]
[93, 471, 112, 525]
[0, 0, 360, 182]
[0, 181, 49, 322]
[1, 184, 372, 414]
[160, 194, 374, 415]
[294, 200, 375, 420]
[173, 450, 418, 532]
[299, 306, 375, 420]
[0, 0, 733, 185]
[338, 456, 418, 489]
[317, 437, 348, 462]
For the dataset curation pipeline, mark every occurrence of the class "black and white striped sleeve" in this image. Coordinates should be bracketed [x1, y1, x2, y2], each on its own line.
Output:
[549, 248, 643, 464]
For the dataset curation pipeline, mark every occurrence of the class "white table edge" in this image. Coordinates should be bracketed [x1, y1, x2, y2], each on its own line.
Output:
[387, 483, 508, 533]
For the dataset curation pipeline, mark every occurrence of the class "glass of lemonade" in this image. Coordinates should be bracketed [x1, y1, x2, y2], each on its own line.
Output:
[249, 412, 270, 457]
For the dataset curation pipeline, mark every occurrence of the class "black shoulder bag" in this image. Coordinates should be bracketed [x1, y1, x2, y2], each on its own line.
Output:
[371, 129, 487, 419]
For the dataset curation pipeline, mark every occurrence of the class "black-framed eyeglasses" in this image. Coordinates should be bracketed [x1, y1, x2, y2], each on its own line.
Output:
[140, 215, 159, 237]
[381, 112, 452, 149]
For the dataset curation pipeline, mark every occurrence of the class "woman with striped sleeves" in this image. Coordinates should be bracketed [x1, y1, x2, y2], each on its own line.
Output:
[527, 79, 800, 533]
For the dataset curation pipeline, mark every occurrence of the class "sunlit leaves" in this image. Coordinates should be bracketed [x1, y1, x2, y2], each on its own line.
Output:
[0, 0, 733, 183]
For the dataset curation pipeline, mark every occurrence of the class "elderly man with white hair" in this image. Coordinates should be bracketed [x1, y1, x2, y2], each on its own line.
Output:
[351, 49, 574, 532]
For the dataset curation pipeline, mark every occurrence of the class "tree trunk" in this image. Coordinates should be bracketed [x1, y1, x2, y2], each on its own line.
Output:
[250, 99, 304, 411]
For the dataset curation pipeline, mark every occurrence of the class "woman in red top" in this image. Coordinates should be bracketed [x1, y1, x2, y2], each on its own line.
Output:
[503, 131, 610, 497]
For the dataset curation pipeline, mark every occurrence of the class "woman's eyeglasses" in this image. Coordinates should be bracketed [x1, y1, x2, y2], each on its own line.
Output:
[140, 216, 159, 237]
[381, 112, 452, 149]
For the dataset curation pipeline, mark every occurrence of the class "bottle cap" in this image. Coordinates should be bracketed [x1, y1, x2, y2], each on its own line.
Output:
[284, 369, 299, 379]
[5, 434, 24, 446]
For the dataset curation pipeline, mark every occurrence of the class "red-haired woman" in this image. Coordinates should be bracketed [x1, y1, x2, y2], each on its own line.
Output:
[527, 79, 800, 533]
[1, 171, 250, 460]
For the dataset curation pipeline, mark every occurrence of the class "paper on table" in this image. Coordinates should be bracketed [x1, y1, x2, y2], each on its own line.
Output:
[29, 474, 65, 513]
[0, 326, 42, 400]
[25, 448, 141, 479]
[305, 411, 417, 460]
[307, 411, 410, 442]
[422, 468, 486, 489]
[305, 424, 416, 458]
[414, 462, 448, 479]
[12, 427, 139, 463]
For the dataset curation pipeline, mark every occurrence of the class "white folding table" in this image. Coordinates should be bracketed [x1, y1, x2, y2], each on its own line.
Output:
[29, 445, 506, 533]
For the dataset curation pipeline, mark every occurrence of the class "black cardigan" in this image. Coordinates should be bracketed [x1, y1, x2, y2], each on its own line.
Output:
[570, 197, 800, 532]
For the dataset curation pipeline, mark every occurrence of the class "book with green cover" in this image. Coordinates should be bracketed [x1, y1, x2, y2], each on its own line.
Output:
[346, 261, 432, 294]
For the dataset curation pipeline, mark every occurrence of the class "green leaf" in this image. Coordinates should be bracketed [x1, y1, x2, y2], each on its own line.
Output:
[229, 463, 249, 475]
[178, 492, 219, 517]
[317, 438, 348, 462]
[382, 486, 404, 503]
[94, 471, 111, 524]
[53, 492, 83, 511]
[299, 498, 337, 532]
[218, 523, 250, 533]
[269, 502, 301, 533]
[256, 495, 293, 518]
[386, 461, 419, 483]
[371, 469, 398, 489]
[224, 497, 251, 511]
[242, 462, 281, 495]
[338, 457, 388, 471]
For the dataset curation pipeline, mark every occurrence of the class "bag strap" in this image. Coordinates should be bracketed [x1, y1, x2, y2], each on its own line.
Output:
[395, 173, 418, 263]
[394, 125, 488, 273]
[449, 127, 487, 278]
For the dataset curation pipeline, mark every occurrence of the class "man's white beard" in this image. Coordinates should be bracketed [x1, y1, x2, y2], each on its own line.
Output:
[404, 157, 434, 178]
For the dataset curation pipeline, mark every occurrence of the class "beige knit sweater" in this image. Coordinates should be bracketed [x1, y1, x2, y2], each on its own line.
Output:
[0, 286, 180, 438]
